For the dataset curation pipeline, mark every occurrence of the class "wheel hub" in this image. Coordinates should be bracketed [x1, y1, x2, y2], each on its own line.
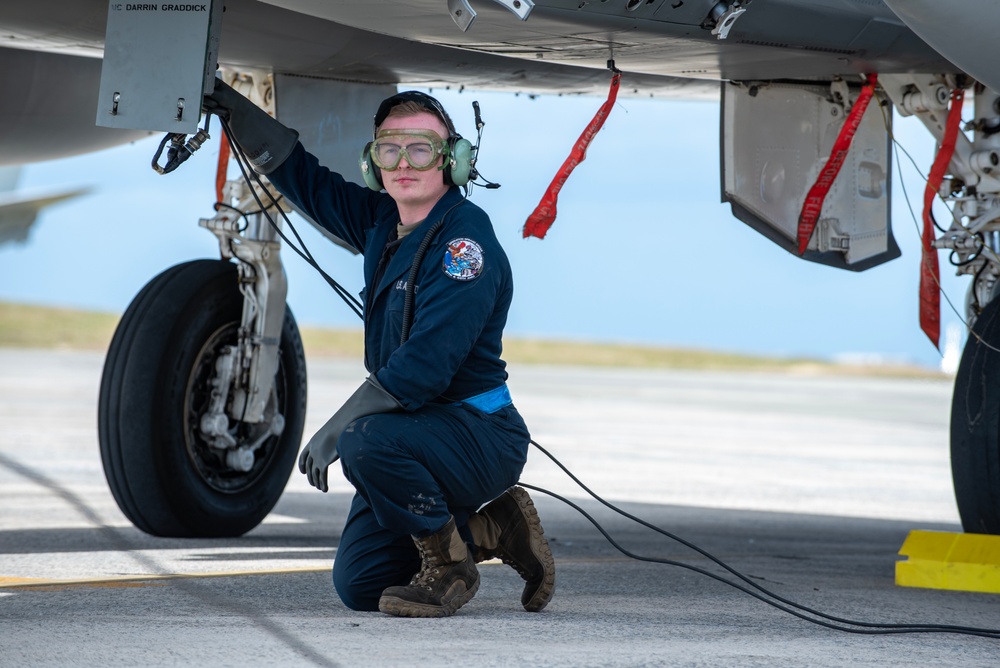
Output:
[183, 324, 287, 493]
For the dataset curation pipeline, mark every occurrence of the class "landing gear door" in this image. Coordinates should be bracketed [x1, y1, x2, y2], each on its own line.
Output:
[721, 81, 899, 272]
[97, 1, 224, 133]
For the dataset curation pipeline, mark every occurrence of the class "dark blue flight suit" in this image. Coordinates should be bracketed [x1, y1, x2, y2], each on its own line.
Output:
[268, 143, 530, 611]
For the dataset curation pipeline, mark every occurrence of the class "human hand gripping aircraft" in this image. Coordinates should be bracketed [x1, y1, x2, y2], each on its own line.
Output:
[2, 0, 998, 537]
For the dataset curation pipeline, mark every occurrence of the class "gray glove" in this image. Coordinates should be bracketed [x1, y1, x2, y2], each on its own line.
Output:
[202, 78, 299, 174]
[298, 374, 402, 492]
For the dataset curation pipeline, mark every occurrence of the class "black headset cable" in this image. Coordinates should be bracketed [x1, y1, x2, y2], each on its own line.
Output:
[524, 439, 1000, 638]
[217, 114, 363, 318]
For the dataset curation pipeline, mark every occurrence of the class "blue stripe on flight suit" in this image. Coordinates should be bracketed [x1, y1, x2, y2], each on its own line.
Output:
[458, 384, 512, 414]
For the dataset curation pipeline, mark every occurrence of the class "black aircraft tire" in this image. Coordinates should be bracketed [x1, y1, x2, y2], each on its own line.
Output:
[99, 262, 190, 533]
[951, 298, 1000, 535]
[98, 259, 307, 537]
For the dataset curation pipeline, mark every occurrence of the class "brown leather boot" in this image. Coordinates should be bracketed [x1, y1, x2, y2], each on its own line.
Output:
[378, 516, 480, 618]
[468, 486, 555, 612]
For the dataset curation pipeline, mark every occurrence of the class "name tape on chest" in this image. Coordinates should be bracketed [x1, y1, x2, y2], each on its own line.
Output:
[442, 238, 484, 281]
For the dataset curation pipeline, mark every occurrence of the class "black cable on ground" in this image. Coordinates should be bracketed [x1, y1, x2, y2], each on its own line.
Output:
[525, 439, 1000, 639]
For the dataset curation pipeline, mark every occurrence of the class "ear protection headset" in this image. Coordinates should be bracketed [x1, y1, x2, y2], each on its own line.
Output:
[359, 91, 474, 191]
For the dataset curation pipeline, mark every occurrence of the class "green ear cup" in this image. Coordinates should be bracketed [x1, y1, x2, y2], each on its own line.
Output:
[359, 142, 383, 191]
[447, 137, 474, 187]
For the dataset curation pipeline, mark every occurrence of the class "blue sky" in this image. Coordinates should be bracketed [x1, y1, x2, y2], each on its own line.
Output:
[0, 90, 965, 369]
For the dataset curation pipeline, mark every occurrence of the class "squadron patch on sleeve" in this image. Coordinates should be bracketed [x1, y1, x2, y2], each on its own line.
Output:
[442, 238, 485, 281]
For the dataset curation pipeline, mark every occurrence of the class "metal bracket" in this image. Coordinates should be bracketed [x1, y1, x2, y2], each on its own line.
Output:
[448, 0, 534, 32]
[829, 78, 852, 114]
[712, 4, 747, 40]
[198, 174, 290, 427]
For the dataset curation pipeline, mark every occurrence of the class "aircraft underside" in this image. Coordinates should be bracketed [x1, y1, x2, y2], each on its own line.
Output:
[1, 0, 999, 536]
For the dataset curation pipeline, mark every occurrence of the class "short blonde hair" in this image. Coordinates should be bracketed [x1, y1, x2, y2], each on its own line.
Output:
[381, 101, 456, 137]
[383, 101, 430, 120]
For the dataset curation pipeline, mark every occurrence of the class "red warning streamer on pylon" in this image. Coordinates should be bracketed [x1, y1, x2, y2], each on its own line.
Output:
[920, 87, 965, 349]
[796, 73, 879, 255]
[523, 71, 621, 239]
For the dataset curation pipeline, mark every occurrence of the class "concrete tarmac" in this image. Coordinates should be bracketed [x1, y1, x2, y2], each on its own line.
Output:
[1, 349, 998, 666]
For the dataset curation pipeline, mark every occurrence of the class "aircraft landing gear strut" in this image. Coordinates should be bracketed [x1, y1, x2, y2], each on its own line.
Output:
[99, 71, 307, 536]
[882, 75, 1000, 534]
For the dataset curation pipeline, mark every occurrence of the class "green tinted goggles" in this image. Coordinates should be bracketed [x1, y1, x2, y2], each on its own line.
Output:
[370, 129, 447, 171]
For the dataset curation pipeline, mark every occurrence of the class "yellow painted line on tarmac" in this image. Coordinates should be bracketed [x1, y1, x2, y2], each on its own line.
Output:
[0, 566, 329, 590]
[896, 529, 1000, 595]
